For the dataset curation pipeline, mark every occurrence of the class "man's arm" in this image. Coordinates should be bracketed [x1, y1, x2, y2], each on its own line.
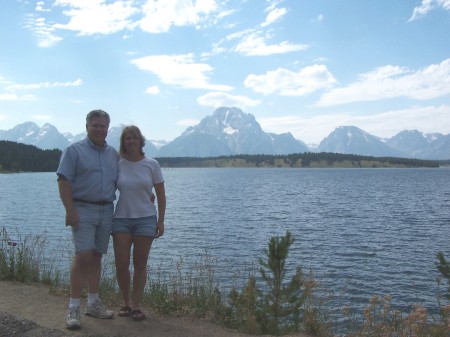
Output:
[57, 175, 79, 227]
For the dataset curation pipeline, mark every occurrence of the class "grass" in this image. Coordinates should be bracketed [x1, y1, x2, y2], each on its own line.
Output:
[1, 226, 449, 336]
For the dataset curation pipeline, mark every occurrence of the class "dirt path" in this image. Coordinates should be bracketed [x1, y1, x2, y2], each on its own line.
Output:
[0, 281, 312, 337]
[0, 281, 252, 337]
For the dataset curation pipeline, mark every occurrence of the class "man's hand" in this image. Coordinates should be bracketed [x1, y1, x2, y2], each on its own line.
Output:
[65, 209, 79, 227]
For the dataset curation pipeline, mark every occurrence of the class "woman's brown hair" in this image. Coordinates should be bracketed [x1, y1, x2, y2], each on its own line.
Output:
[119, 125, 146, 157]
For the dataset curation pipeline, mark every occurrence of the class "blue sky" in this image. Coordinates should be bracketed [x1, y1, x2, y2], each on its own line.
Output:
[0, 0, 449, 145]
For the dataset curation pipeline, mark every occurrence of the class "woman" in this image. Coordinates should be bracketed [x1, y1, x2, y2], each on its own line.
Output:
[112, 125, 166, 321]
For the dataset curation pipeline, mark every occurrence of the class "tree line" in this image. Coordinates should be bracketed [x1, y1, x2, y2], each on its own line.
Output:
[0, 141, 61, 172]
[156, 152, 441, 168]
[0, 140, 442, 173]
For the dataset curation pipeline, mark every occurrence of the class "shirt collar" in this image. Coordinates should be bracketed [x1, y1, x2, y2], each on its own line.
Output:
[85, 136, 107, 151]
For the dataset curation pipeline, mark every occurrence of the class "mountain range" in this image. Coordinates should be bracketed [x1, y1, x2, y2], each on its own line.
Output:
[1, 107, 449, 160]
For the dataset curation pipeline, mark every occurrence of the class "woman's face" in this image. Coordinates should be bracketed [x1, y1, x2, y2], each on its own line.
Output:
[124, 132, 141, 153]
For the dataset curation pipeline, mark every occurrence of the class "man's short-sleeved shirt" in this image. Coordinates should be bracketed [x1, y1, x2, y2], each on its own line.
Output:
[57, 137, 118, 202]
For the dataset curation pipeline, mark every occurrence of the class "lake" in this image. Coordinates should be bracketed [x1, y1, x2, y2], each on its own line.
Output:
[1, 168, 449, 318]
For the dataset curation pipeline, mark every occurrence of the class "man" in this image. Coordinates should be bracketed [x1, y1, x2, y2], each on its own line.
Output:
[57, 109, 118, 329]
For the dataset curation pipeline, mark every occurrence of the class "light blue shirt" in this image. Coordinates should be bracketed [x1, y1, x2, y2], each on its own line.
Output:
[57, 137, 118, 202]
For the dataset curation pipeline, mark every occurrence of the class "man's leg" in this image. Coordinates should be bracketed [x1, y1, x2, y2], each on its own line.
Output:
[66, 250, 94, 329]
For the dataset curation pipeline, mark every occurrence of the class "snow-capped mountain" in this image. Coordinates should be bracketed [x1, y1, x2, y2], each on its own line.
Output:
[1, 107, 449, 159]
[158, 107, 309, 157]
[317, 126, 450, 159]
[0, 122, 70, 150]
[318, 126, 404, 157]
[385, 130, 448, 160]
[0, 122, 160, 156]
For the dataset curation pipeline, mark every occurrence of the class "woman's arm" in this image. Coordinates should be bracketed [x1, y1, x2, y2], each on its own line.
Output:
[154, 182, 166, 237]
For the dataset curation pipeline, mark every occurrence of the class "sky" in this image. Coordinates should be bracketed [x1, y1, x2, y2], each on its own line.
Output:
[0, 0, 449, 145]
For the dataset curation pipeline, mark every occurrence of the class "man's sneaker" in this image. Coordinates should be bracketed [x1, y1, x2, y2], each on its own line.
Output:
[85, 298, 114, 319]
[66, 305, 81, 329]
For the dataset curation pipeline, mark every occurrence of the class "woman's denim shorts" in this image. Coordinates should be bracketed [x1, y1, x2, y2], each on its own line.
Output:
[112, 215, 157, 237]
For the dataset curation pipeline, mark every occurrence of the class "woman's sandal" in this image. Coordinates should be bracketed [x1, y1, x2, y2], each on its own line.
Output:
[131, 309, 145, 321]
[118, 306, 132, 317]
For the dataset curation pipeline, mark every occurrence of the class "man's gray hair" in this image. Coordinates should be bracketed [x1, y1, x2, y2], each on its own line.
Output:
[86, 109, 110, 125]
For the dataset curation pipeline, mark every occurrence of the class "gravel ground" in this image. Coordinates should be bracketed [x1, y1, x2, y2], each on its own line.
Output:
[0, 313, 70, 337]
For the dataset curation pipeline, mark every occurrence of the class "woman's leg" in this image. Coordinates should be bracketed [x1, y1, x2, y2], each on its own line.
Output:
[113, 233, 133, 307]
[131, 235, 153, 310]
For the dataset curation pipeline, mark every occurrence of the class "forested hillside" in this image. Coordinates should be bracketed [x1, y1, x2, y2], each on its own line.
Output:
[156, 153, 441, 168]
[0, 141, 61, 172]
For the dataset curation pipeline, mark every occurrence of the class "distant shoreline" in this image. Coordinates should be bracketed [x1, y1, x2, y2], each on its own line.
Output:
[154, 153, 443, 169]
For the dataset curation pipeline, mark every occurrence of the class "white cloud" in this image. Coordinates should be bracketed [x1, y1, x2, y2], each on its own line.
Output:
[145, 86, 160, 95]
[131, 54, 233, 91]
[210, 2, 305, 57]
[261, 7, 287, 27]
[232, 30, 308, 56]
[7, 79, 82, 91]
[244, 65, 336, 96]
[22, 0, 227, 49]
[23, 15, 63, 48]
[197, 92, 261, 108]
[26, 0, 223, 46]
[0, 93, 37, 101]
[53, 0, 137, 35]
[0, 77, 81, 102]
[139, 0, 218, 33]
[0, 93, 19, 101]
[315, 58, 450, 107]
[439, 0, 450, 9]
[35, 1, 51, 12]
[26, 0, 301, 57]
[409, 0, 450, 21]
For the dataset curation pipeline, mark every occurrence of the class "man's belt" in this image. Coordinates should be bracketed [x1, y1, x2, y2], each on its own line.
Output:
[73, 198, 113, 205]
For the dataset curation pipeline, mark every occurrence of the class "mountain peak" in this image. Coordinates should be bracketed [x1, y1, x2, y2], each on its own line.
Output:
[159, 107, 308, 156]
[210, 107, 257, 131]
[319, 126, 401, 157]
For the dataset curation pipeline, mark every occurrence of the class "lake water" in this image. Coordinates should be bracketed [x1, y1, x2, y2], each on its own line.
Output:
[1, 168, 449, 319]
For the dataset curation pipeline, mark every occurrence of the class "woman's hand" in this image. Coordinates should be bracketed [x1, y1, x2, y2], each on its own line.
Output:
[156, 221, 165, 237]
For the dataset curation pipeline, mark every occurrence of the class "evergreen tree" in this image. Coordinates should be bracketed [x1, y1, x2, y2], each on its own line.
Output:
[257, 231, 312, 335]
[437, 251, 450, 300]
[227, 231, 315, 335]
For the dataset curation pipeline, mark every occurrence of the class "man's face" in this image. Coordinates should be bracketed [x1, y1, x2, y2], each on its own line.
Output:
[86, 116, 109, 147]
